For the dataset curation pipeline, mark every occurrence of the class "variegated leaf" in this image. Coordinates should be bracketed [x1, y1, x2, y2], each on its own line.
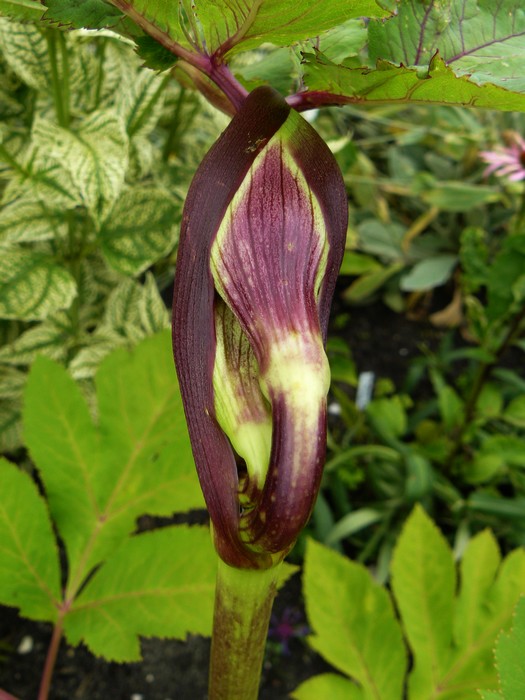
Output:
[0, 365, 25, 398]
[0, 195, 68, 243]
[138, 272, 169, 335]
[102, 277, 143, 332]
[99, 187, 178, 275]
[0, 399, 22, 453]
[69, 276, 169, 379]
[69, 328, 128, 380]
[0, 369, 25, 453]
[0, 248, 77, 321]
[0, 313, 72, 365]
[32, 110, 129, 224]
[115, 66, 166, 138]
[3, 143, 82, 210]
[0, 19, 52, 92]
[67, 31, 138, 113]
[69, 279, 143, 380]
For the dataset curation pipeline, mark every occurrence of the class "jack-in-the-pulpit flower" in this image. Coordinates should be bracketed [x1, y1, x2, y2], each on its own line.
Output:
[172, 86, 347, 569]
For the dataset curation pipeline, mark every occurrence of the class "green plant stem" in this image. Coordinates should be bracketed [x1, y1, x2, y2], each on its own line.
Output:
[208, 559, 282, 700]
[37, 612, 65, 700]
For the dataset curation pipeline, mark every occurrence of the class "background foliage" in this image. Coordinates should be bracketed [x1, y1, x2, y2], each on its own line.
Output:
[1, 0, 525, 697]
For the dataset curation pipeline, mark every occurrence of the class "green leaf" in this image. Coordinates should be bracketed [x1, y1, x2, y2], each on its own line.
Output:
[303, 538, 407, 700]
[368, 0, 525, 94]
[430, 371, 464, 431]
[32, 110, 129, 224]
[504, 395, 525, 427]
[0, 0, 45, 21]
[292, 673, 364, 700]
[325, 508, 384, 545]
[357, 220, 405, 260]
[460, 227, 489, 294]
[391, 505, 455, 699]
[24, 356, 102, 573]
[0, 458, 61, 621]
[400, 254, 457, 292]
[486, 235, 525, 323]
[133, 35, 179, 71]
[64, 526, 215, 661]
[392, 509, 525, 698]
[302, 52, 525, 112]
[44, 0, 124, 29]
[421, 182, 498, 212]
[182, 0, 389, 56]
[118, 0, 191, 48]
[0, 249, 77, 321]
[25, 331, 203, 588]
[99, 187, 178, 275]
[340, 251, 382, 276]
[367, 396, 407, 440]
[479, 436, 525, 469]
[468, 493, 525, 522]
[313, 17, 368, 64]
[450, 547, 525, 697]
[454, 530, 501, 651]
[486, 597, 525, 700]
[343, 263, 403, 302]
[465, 453, 504, 485]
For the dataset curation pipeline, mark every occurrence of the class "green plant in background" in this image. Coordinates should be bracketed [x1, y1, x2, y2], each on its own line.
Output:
[294, 506, 525, 700]
[1, 0, 525, 698]
[319, 218, 525, 569]
[0, 19, 228, 453]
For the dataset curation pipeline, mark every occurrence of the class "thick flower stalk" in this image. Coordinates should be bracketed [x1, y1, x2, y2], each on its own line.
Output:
[172, 86, 347, 698]
[173, 85, 347, 567]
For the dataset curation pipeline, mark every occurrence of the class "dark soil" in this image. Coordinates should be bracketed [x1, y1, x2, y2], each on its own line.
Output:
[0, 573, 330, 700]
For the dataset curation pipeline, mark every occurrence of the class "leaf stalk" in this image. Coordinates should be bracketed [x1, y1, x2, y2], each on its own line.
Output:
[37, 611, 66, 700]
